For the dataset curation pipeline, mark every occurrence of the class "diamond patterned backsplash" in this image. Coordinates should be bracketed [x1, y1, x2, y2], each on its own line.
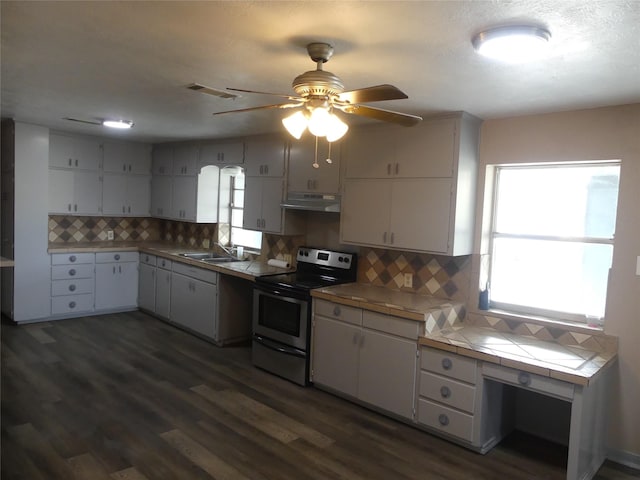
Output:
[263, 234, 306, 263]
[357, 247, 471, 302]
[160, 220, 217, 248]
[49, 216, 161, 243]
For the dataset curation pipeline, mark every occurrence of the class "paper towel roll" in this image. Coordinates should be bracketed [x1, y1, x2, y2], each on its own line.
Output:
[267, 258, 290, 269]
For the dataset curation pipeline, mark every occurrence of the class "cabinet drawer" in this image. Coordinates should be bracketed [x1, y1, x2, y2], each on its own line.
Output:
[157, 257, 172, 270]
[172, 261, 217, 284]
[314, 299, 362, 326]
[51, 278, 93, 296]
[96, 251, 139, 263]
[419, 371, 476, 414]
[363, 310, 419, 339]
[140, 253, 157, 266]
[418, 398, 474, 442]
[51, 264, 94, 280]
[51, 253, 94, 265]
[482, 363, 574, 400]
[421, 348, 477, 384]
[51, 294, 94, 315]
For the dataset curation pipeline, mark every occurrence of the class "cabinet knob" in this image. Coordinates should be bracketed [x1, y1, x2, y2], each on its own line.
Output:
[440, 386, 451, 398]
[438, 414, 449, 426]
[114, 254, 121, 260]
[69, 255, 76, 263]
[69, 301, 76, 309]
[441, 358, 452, 370]
[333, 305, 341, 316]
[518, 372, 531, 386]
[68, 284, 76, 292]
[69, 269, 76, 276]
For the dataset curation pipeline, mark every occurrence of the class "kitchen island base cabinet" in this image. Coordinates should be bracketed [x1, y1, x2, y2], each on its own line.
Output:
[170, 263, 217, 341]
[311, 299, 419, 421]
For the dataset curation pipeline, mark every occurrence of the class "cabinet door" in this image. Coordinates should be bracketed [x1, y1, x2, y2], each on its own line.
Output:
[50, 134, 101, 170]
[340, 179, 391, 246]
[189, 278, 217, 339]
[344, 126, 396, 179]
[127, 175, 151, 216]
[151, 175, 172, 217]
[170, 273, 190, 327]
[244, 138, 285, 177]
[172, 144, 199, 176]
[73, 137, 102, 170]
[155, 268, 171, 319]
[138, 263, 156, 312]
[103, 142, 151, 174]
[171, 176, 197, 220]
[395, 117, 455, 178]
[389, 178, 452, 254]
[49, 134, 76, 169]
[152, 145, 173, 175]
[287, 138, 341, 193]
[48, 169, 74, 213]
[312, 316, 360, 397]
[95, 262, 139, 310]
[200, 142, 244, 166]
[358, 329, 417, 419]
[73, 170, 101, 215]
[260, 177, 284, 233]
[242, 176, 264, 231]
[102, 173, 128, 215]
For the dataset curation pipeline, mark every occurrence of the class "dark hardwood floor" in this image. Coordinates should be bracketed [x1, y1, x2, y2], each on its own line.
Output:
[2, 311, 638, 480]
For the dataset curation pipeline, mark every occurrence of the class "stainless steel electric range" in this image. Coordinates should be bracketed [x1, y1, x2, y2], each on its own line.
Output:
[252, 247, 358, 386]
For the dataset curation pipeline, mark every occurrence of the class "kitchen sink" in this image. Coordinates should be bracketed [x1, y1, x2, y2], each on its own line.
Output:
[202, 257, 237, 263]
[178, 252, 213, 260]
[178, 252, 238, 263]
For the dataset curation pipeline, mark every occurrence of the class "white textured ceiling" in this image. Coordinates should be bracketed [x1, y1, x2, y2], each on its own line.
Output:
[2, 1, 639, 143]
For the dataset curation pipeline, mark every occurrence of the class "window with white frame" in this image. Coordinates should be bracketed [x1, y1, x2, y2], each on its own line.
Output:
[219, 166, 262, 250]
[488, 162, 620, 324]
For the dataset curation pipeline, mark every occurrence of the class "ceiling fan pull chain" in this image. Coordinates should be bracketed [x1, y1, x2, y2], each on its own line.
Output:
[326, 141, 333, 164]
[313, 136, 320, 169]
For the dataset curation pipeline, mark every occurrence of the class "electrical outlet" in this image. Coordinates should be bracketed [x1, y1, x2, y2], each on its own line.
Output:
[202, 239, 210, 249]
[284, 254, 292, 264]
[107, 230, 114, 240]
[403, 273, 413, 288]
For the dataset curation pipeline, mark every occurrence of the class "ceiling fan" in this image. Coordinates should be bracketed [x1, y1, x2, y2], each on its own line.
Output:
[207, 42, 423, 142]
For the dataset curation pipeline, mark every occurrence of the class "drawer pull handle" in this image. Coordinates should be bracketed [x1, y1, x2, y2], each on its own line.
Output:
[114, 254, 121, 261]
[69, 301, 76, 309]
[438, 414, 449, 426]
[440, 386, 451, 398]
[333, 306, 341, 316]
[69, 255, 77, 262]
[518, 372, 531, 386]
[68, 284, 76, 292]
[441, 358, 452, 370]
[69, 269, 76, 276]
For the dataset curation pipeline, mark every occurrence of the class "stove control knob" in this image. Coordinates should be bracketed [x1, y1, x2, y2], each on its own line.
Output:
[338, 256, 344, 262]
[344, 257, 350, 263]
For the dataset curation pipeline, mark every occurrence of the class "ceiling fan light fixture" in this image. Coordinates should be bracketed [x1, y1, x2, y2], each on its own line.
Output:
[307, 107, 332, 137]
[102, 119, 134, 129]
[472, 25, 551, 63]
[325, 113, 349, 142]
[282, 110, 308, 139]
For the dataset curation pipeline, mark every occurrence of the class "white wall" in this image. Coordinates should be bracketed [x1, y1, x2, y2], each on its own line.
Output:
[13, 122, 51, 321]
[476, 104, 640, 464]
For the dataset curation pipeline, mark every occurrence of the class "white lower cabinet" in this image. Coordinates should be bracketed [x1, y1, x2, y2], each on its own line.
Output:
[50, 253, 95, 317]
[94, 251, 139, 311]
[170, 262, 217, 340]
[155, 258, 172, 319]
[311, 299, 419, 421]
[138, 253, 157, 312]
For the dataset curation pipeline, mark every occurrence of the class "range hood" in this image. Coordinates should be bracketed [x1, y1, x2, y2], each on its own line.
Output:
[281, 193, 341, 212]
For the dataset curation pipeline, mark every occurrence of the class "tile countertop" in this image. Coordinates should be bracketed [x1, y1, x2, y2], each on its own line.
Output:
[47, 242, 294, 282]
[311, 283, 617, 387]
[0, 256, 15, 267]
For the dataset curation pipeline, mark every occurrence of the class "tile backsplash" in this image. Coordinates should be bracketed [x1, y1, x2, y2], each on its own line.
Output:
[48, 216, 161, 243]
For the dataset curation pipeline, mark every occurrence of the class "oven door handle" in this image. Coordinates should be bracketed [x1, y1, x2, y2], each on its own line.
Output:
[253, 335, 306, 358]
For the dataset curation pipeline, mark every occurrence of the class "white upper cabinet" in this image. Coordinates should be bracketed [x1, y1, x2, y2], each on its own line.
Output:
[287, 136, 342, 194]
[150, 175, 172, 218]
[344, 117, 457, 179]
[172, 144, 200, 176]
[340, 113, 481, 256]
[102, 173, 150, 216]
[50, 133, 101, 170]
[199, 141, 244, 166]
[244, 137, 286, 177]
[48, 169, 101, 215]
[152, 145, 173, 175]
[103, 142, 151, 175]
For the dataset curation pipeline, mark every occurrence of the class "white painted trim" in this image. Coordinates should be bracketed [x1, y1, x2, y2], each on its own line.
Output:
[607, 448, 640, 471]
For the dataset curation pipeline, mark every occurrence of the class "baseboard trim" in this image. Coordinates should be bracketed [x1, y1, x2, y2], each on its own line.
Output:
[607, 448, 640, 471]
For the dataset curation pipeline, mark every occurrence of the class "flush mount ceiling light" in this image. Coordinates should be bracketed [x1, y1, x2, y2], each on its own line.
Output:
[102, 119, 134, 129]
[472, 25, 551, 63]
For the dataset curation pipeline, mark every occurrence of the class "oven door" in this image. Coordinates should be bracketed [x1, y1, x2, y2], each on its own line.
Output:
[252, 286, 309, 351]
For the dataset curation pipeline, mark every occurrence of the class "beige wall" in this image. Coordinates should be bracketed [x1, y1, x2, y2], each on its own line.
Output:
[476, 104, 640, 460]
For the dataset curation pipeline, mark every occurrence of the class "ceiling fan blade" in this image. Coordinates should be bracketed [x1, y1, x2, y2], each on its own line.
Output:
[340, 104, 423, 126]
[63, 117, 102, 125]
[337, 84, 408, 104]
[226, 88, 303, 101]
[213, 103, 301, 116]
